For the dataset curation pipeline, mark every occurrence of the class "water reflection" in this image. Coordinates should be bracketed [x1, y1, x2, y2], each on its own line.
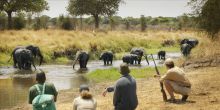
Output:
[0, 77, 35, 109]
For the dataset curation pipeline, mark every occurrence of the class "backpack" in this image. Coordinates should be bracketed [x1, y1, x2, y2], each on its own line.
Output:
[32, 83, 56, 110]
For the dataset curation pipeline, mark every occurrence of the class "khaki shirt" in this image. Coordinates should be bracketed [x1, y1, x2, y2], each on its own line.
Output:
[160, 66, 191, 87]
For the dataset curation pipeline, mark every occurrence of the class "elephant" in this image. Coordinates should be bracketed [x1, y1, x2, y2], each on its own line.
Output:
[130, 47, 149, 65]
[9, 45, 43, 68]
[14, 48, 36, 70]
[73, 51, 89, 69]
[122, 54, 139, 65]
[99, 51, 113, 65]
[180, 38, 199, 48]
[158, 50, 166, 60]
[181, 43, 192, 57]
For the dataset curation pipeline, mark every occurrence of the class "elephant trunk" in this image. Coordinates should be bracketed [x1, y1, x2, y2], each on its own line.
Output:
[144, 54, 149, 65]
[39, 54, 43, 66]
[72, 60, 77, 69]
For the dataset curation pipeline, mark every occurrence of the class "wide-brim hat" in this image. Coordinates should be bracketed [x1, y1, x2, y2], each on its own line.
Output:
[120, 63, 130, 74]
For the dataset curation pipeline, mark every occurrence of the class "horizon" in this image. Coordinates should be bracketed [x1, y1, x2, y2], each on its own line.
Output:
[42, 0, 192, 18]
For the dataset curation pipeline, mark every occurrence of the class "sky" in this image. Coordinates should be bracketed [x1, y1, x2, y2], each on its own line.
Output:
[43, 0, 192, 18]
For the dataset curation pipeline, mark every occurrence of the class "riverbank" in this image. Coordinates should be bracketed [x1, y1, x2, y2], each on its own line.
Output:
[0, 30, 197, 66]
[7, 66, 220, 110]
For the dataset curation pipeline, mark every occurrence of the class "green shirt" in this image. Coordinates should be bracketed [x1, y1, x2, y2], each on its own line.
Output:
[28, 83, 58, 104]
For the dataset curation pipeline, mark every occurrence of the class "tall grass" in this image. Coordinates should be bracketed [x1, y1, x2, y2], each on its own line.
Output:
[0, 30, 197, 65]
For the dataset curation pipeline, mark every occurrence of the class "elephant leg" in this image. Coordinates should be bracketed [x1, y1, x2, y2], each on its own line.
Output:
[13, 56, 17, 68]
[84, 60, 88, 68]
[104, 60, 106, 65]
[18, 62, 22, 70]
[138, 59, 141, 64]
[110, 60, 112, 65]
[79, 61, 83, 68]
[107, 60, 109, 65]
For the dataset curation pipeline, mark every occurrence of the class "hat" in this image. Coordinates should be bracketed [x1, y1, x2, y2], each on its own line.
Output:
[164, 58, 174, 65]
[79, 84, 89, 92]
[120, 63, 130, 74]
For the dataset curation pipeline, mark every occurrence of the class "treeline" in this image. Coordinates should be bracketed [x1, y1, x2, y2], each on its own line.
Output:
[0, 12, 197, 31]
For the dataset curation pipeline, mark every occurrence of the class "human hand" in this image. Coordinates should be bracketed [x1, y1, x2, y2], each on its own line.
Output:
[154, 74, 161, 78]
[102, 89, 108, 97]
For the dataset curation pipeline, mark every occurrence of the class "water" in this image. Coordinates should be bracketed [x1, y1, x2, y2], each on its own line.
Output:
[0, 52, 181, 109]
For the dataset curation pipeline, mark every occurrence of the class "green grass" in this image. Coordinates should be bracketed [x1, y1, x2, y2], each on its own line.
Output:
[86, 67, 166, 83]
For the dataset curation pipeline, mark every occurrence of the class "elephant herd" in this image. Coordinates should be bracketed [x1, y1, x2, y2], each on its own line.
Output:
[9, 38, 198, 70]
[8, 45, 43, 70]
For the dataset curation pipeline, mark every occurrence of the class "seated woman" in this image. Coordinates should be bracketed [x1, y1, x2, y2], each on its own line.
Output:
[73, 85, 97, 110]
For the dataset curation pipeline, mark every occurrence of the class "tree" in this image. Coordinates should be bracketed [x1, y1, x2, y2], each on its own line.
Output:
[0, 0, 48, 29]
[13, 12, 26, 30]
[140, 15, 147, 31]
[67, 0, 122, 29]
[0, 12, 7, 30]
[189, 0, 220, 38]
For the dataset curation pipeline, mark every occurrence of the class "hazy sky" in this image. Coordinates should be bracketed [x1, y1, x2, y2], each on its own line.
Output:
[43, 0, 192, 18]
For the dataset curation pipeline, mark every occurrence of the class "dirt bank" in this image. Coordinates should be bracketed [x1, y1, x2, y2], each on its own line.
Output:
[182, 55, 220, 69]
[7, 66, 220, 110]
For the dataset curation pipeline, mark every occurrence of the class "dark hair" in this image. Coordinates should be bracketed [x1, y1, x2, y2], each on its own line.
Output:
[165, 62, 174, 68]
[80, 90, 92, 99]
[36, 71, 46, 84]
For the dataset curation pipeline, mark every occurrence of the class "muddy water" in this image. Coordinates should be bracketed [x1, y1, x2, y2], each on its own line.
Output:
[0, 52, 181, 109]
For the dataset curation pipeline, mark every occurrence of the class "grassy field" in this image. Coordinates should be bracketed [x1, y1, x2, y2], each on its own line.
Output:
[86, 67, 166, 83]
[0, 30, 199, 66]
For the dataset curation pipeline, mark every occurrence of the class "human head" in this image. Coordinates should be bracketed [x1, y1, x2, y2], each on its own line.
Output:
[164, 58, 174, 69]
[79, 84, 92, 99]
[36, 71, 46, 84]
[120, 63, 130, 75]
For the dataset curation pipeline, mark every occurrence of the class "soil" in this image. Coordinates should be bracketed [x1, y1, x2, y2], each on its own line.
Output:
[6, 66, 220, 110]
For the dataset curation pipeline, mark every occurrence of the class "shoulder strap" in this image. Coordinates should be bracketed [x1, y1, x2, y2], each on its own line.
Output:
[35, 84, 42, 95]
[35, 83, 46, 95]
[43, 83, 46, 94]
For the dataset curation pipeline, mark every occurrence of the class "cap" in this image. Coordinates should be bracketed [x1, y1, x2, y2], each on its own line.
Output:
[120, 63, 130, 74]
[79, 84, 89, 92]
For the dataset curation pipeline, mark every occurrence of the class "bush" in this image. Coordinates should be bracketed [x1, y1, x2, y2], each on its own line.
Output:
[61, 16, 75, 30]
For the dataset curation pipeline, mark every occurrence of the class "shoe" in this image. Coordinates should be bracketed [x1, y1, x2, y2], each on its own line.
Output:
[167, 98, 176, 103]
[182, 95, 188, 102]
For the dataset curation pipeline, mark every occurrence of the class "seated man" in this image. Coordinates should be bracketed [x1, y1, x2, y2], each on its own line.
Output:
[160, 58, 191, 102]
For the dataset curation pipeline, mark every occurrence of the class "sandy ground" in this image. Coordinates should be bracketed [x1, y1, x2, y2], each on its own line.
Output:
[8, 66, 220, 110]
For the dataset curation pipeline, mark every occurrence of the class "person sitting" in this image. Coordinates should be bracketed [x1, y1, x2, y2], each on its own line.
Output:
[73, 84, 97, 110]
[160, 58, 191, 102]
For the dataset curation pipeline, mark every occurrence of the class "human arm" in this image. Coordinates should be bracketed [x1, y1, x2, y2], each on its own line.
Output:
[28, 88, 34, 104]
[102, 86, 114, 97]
[113, 85, 121, 107]
[51, 83, 58, 102]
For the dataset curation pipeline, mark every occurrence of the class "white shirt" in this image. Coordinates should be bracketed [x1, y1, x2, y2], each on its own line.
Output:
[73, 96, 97, 110]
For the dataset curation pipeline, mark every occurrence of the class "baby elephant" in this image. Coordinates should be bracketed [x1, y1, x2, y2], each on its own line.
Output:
[14, 48, 36, 70]
[122, 54, 139, 65]
[99, 51, 113, 65]
[158, 50, 166, 60]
